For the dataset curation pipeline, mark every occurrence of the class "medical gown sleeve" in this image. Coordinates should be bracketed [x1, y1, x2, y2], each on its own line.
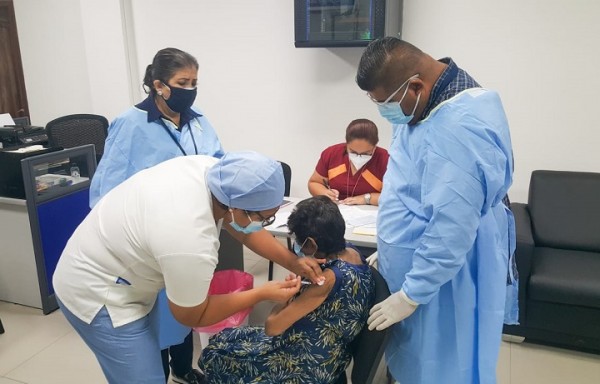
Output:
[89, 117, 140, 208]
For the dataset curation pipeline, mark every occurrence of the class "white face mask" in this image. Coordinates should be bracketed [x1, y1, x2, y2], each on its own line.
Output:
[348, 153, 372, 170]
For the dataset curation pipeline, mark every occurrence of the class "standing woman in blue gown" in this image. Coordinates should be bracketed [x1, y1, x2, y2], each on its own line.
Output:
[89, 47, 223, 384]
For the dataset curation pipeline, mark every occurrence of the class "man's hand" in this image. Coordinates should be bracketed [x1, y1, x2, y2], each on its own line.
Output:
[366, 251, 378, 266]
[367, 290, 418, 331]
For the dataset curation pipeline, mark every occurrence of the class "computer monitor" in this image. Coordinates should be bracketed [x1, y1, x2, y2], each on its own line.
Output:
[13, 116, 31, 126]
[294, 0, 403, 48]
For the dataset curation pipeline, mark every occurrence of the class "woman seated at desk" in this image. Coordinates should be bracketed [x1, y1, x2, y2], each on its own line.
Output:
[199, 196, 375, 383]
[308, 118, 389, 206]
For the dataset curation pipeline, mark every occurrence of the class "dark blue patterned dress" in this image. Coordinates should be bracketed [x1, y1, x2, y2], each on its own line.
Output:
[199, 251, 375, 384]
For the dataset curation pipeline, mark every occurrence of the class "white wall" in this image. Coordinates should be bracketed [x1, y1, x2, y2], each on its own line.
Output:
[402, 0, 600, 201]
[13, 0, 132, 122]
[13, 0, 600, 201]
[125, 0, 388, 198]
[14, 0, 91, 120]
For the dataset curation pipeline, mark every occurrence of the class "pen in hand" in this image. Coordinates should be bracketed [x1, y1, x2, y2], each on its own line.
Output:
[323, 178, 330, 190]
[323, 178, 339, 202]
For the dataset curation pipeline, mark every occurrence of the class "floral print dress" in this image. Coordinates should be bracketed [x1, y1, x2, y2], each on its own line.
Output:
[198, 251, 375, 384]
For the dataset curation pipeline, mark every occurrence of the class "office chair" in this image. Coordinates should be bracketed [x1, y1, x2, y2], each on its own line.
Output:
[336, 266, 392, 384]
[268, 161, 292, 281]
[280, 161, 291, 197]
[45, 114, 109, 164]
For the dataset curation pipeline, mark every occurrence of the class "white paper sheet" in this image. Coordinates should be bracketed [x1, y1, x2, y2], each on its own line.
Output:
[269, 211, 292, 229]
[0, 113, 15, 127]
[338, 204, 378, 227]
[6, 145, 45, 153]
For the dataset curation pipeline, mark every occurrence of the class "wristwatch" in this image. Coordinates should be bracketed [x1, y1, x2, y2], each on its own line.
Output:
[364, 193, 371, 205]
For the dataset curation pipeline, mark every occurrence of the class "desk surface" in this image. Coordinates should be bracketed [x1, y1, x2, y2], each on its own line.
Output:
[0, 196, 26, 205]
[265, 197, 378, 248]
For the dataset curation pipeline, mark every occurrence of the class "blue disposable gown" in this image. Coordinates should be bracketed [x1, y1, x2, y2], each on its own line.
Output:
[378, 88, 516, 384]
[89, 104, 224, 349]
[90, 105, 224, 207]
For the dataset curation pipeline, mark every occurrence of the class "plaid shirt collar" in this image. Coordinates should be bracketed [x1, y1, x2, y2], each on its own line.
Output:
[419, 58, 480, 120]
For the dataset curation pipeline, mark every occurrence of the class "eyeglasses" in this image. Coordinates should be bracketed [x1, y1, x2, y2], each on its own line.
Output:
[367, 74, 420, 105]
[246, 210, 276, 227]
[347, 149, 374, 157]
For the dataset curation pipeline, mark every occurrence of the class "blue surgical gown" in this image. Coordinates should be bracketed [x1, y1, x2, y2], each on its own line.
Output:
[89, 104, 224, 349]
[378, 88, 516, 384]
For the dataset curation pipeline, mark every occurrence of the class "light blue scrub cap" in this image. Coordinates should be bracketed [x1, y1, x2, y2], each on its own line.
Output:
[207, 151, 285, 211]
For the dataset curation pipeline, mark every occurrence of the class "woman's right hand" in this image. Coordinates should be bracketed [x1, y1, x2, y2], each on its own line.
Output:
[259, 276, 301, 303]
[325, 188, 340, 202]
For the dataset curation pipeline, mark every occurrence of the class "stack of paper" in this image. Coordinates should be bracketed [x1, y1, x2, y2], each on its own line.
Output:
[353, 224, 377, 236]
[338, 205, 377, 227]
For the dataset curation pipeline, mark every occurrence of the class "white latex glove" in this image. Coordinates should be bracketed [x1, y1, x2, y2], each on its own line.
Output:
[367, 290, 418, 331]
[366, 251, 378, 266]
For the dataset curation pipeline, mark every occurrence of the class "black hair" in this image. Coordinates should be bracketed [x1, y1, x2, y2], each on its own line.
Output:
[287, 196, 346, 255]
[356, 37, 423, 93]
[345, 118, 379, 146]
[142, 48, 199, 95]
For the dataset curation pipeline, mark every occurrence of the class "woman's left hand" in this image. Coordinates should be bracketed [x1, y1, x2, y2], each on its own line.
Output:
[339, 195, 365, 205]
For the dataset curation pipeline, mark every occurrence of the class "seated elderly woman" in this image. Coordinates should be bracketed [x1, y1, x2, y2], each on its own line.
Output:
[308, 118, 389, 206]
[198, 196, 375, 383]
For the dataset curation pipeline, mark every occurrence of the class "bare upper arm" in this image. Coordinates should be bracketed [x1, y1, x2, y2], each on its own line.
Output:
[265, 268, 336, 336]
[308, 170, 327, 185]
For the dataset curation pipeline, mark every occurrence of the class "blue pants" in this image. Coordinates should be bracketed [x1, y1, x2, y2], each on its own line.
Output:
[58, 298, 166, 383]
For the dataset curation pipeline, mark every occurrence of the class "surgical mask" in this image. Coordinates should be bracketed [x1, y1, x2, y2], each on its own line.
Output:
[374, 74, 420, 125]
[293, 237, 316, 258]
[378, 90, 421, 125]
[229, 210, 263, 234]
[348, 153, 372, 170]
[162, 83, 197, 113]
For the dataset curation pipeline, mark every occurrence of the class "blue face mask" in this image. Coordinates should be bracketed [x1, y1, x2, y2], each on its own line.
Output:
[293, 240, 306, 257]
[162, 83, 197, 113]
[293, 237, 316, 258]
[230, 210, 263, 234]
[377, 89, 421, 125]
[373, 74, 420, 125]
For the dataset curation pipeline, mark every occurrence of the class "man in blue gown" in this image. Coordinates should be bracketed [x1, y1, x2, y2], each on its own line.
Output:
[357, 37, 517, 384]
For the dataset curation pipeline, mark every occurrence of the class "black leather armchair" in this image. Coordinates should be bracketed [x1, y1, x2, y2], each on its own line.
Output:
[503, 170, 600, 354]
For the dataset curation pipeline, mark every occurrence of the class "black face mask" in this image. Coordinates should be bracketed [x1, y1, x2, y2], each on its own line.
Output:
[161, 83, 197, 113]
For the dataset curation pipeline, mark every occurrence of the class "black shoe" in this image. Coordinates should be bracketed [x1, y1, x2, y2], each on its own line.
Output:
[171, 369, 205, 384]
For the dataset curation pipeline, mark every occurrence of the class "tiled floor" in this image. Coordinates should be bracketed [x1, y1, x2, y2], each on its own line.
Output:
[1, 246, 599, 383]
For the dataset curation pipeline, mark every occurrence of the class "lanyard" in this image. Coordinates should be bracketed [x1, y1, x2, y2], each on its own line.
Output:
[158, 117, 199, 156]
